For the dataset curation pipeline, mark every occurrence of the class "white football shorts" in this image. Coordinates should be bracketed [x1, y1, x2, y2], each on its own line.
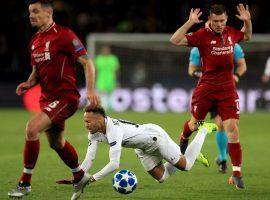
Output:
[135, 124, 181, 171]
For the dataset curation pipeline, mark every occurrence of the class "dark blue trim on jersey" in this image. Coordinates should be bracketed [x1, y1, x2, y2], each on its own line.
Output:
[110, 141, 117, 147]
[75, 46, 84, 52]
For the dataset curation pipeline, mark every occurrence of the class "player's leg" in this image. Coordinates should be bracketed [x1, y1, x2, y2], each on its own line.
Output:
[223, 118, 245, 189]
[178, 122, 217, 170]
[45, 129, 90, 200]
[218, 92, 245, 189]
[179, 116, 199, 153]
[135, 149, 168, 182]
[45, 130, 85, 182]
[180, 87, 211, 154]
[8, 112, 52, 198]
[214, 114, 228, 173]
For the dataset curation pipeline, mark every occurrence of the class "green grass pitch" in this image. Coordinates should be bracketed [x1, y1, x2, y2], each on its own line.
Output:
[1, 109, 270, 199]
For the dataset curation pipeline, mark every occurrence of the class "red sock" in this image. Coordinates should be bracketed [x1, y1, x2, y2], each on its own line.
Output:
[73, 170, 85, 183]
[54, 140, 79, 169]
[20, 139, 40, 183]
[179, 120, 192, 142]
[54, 141, 84, 181]
[228, 142, 242, 177]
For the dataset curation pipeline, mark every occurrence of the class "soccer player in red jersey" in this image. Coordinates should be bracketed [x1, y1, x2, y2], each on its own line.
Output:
[170, 4, 252, 189]
[8, 0, 100, 199]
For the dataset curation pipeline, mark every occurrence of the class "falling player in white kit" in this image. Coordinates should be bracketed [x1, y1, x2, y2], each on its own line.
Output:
[57, 105, 217, 197]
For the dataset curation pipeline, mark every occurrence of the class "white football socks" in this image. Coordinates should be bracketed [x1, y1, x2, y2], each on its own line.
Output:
[184, 128, 207, 170]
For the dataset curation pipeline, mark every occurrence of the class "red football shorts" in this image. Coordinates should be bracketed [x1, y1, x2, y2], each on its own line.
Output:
[191, 85, 240, 121]
[40, 98, 79, 131]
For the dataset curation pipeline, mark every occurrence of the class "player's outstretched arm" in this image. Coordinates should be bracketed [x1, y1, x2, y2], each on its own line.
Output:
[77, 55, 101, 108]
[170, 8, 203, 46]
[236, 4, 252, 41]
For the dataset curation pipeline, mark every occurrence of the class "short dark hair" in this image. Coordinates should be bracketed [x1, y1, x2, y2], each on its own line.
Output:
[210, 4, 227, 15]
[84, 105, 106, 118]
[28, 0, 53, 7]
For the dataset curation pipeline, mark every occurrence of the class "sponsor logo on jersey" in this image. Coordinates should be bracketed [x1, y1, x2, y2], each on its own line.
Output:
[32, 41, 51, 62]
[210, 40, 216, 44]
[110, 141, 117, 147]
[211, 45, 233, 55]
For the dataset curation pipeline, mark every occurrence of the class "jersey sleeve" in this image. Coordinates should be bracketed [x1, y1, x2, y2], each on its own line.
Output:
[185, 29, 203, 47]
[234, 44, 245, 60]
[189, 47, 201, 67]
[92, 119, 123, 181]
[61, 29, 87, 60]
[231, 27, 244, 43]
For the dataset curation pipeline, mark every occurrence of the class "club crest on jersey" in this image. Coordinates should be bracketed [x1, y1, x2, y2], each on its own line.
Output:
[45, 41, 50, 51]
[73, 39, 83, 52]
[110, 141, 117, 147]
[228, 36, 232, 45]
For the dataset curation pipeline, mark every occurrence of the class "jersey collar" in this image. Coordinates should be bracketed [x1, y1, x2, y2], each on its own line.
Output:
[38, 22, 56, 34]
[207, 25, 228, 36]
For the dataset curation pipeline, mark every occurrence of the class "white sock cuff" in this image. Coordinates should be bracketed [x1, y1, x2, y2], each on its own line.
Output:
[23, 168, 34, 174]
[158, 166, 170, 183]
[71, 166, 81, 173]
[232, 166, 241, 171]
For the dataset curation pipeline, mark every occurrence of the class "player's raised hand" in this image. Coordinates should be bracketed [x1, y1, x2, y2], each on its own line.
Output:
[236, 4, 251, 21]
[87, 89, 101, 108]
[188, 8, 203, 24]
[16, 82, 31, 95]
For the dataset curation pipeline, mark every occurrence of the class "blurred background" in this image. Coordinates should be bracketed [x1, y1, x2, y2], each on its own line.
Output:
[0, 0, 269, 112]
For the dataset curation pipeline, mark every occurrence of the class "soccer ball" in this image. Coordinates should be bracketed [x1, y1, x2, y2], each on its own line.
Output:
[112, 169, 137, 194]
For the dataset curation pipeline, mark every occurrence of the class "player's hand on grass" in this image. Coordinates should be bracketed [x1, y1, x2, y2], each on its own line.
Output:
[56, 178, 73, 185]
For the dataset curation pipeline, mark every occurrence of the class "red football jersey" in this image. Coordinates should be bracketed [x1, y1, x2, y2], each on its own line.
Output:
[29, 22, 87, 103]
[185, 26, 244, 90]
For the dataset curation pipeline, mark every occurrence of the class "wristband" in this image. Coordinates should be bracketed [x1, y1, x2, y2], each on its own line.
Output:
[234, 73, 241, 79]
[192, 70, 201, 78]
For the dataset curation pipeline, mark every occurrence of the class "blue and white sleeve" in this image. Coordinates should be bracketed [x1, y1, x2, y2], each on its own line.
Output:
[189, 47, 201, 67]
[234, 43, 245, 60]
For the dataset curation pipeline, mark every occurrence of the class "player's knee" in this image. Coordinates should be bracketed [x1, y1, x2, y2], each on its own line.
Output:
[228, 121, 238, 134]
[217, 122, 224, 131]
[188, 121, 198, 131]
[26, 121, 39, 140]
[49, 141, 63, 150]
